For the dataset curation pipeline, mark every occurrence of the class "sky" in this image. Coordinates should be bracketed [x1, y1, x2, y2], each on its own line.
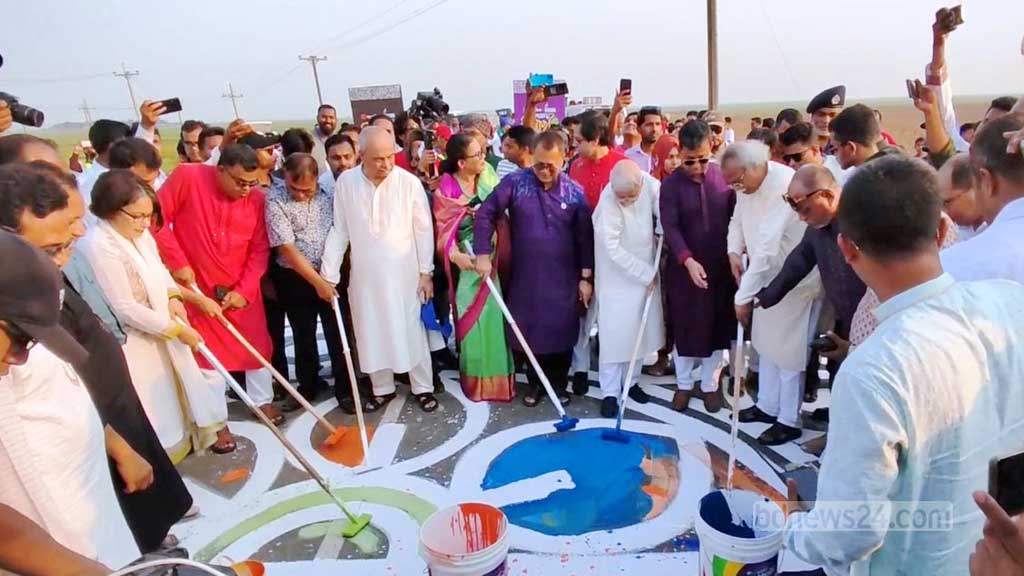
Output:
[3, 0, 1023, 125]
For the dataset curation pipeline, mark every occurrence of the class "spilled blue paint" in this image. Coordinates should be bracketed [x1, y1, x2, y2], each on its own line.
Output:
[480, 428, 679, 536]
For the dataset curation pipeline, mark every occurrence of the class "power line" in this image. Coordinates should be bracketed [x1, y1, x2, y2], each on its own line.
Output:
[4, 72, 111, 84]
[307, 0, 419, 55]
[223, 83, 244, 119]
[113, 62, 141, 120]
[298, 54, 328, 106]
[316, 0, 451, 56]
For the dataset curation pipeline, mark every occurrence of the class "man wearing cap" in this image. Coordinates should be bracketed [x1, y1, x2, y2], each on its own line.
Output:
[807, 85, 845, 154]
[155, 144, 283, 425]
[0, 229, 140, 570]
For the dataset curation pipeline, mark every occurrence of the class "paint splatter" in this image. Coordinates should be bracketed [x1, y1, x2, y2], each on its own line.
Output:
[219, 468, 250, 485]
[316, 425, 376, 467]
[480, 428, 680, 536]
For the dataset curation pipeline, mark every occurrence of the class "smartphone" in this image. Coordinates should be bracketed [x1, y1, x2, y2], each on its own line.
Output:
[156, 97, 182, 115]
[906, 79, 919, 100]
[620, 78, 632, 93]
[80, 140, 92, 149]
[528, 73, 554, 88]
[423, 129, 435, 151]
[543, 83, 569, 98]
[951, 5, 964, 27]
[989, 448, 1024, 517]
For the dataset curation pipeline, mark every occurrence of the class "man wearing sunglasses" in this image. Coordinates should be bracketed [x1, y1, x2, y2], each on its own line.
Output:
[723, 141, 824, 446]
[0, 228, 142, 570]
[660, 120, 737, 413]
[755, 165, 866, 385]
[155, 144, 283, 425]
[779, 121, 850, 194]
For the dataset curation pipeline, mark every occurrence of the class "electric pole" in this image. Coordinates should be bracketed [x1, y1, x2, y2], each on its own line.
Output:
[113, 62, 141, 119]
[223, 83, 244, 119]
[78, 99, 95, 124]
[707, 0, 719, 110]
[298, 54, 328, 106]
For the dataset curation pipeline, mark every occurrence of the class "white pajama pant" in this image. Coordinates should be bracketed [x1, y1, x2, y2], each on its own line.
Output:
[571, 304, 598, 374]
[370, 357, 434, 396]
[246, 368, 274, 406]
[598, 362, 641, 399]
[755, 357, 804, 428]
[674, 350, 725, 392]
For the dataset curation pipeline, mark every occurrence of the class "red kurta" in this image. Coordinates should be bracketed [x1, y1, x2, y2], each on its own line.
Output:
[154, 164, 272, 371]
[568, 148, 628, 210]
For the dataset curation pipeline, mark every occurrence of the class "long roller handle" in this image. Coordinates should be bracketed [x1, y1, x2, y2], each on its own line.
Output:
[331, 295, 371, 460]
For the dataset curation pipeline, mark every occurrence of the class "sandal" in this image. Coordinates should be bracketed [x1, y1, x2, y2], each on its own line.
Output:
[557, 391, 572, 407]
[522, 385, 541, 407]
[414, 392, 439, 413]
[338, 395, 384, 415]
[259, 403, 285, 426]
[212, 427, 237, 454]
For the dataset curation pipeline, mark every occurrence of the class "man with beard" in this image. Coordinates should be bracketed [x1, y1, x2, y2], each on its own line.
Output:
[626, 106, 665, 172]
[311, 104, 338, 174]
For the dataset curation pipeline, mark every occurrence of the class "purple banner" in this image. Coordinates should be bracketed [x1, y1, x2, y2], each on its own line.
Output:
[513, 79, 567, 126]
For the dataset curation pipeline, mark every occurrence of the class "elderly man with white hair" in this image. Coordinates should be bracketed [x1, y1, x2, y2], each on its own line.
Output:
[721, 140, 822, 446]
[593, 161, 664, 417]
[320, 126, 440, 413]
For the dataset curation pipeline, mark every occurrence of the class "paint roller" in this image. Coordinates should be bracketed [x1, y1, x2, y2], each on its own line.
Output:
[462, 241, 578, 432]
[603, 236, 664, 444]
[187, 283, 348, 450]
[181, 319, 372, 538]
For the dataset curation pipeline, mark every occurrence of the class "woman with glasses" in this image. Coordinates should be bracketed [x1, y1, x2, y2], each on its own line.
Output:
[81, 170, 233, 459]
[433, 134, 515, 402]
[659, 120, 738, 413]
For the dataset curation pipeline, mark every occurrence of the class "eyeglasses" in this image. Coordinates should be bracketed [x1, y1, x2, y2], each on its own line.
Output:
[119, 208, 153, 224]
[0, 320, 36, 366]
[782, 148, 811, 165]
[226, 171, 259, 189]
[709, 124, 723, 135]
[0, 225, 73, 258]
[683, 157, 711, 167]
[783, 188, 827, 210]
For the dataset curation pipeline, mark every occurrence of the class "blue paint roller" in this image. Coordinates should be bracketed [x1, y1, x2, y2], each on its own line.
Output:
[603, 236, 664, 444]
[463, 241, 578, 432]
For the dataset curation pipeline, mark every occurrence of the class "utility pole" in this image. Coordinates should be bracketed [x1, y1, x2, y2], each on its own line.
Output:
[707, 0, 719, 110]
[78, 99, 95, 124]
[223, 83, 244, 119]
[298, 54, 328, 106]
[113, 62, 141, 119]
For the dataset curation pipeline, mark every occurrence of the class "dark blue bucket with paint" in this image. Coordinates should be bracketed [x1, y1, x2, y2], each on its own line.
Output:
[694, 489, 784, 576]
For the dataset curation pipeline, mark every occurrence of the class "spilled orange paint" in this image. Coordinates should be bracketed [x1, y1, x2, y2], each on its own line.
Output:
[642, 484, 669, 498]
[219, 468, 250, 485]
[230, 560, 264, 576]
[316, 425, 375, 467]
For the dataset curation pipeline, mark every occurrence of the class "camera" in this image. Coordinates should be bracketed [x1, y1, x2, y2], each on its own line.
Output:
[0, 54, 45, 128]
[409, 88, 449, 122]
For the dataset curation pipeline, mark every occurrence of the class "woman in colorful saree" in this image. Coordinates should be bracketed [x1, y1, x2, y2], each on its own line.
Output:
[433, 133, 516, 402]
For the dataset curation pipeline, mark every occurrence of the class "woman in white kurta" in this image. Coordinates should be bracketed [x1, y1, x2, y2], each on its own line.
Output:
[593, 162, 665, 417]
[81, 171, 229, 461]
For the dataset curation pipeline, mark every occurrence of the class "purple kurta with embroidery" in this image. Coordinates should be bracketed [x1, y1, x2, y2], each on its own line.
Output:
[660, 164, 738, 357]
[474, 169, 594, 354]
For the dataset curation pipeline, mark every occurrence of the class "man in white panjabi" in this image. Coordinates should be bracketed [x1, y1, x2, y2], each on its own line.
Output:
[80, 171, 230, 460]
[320, 127, 440, 413]
[593, 162, 664, 418]
[720, 141, 823, 446]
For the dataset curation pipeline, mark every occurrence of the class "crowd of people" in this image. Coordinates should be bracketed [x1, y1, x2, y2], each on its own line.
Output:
[0, 6, 1023, 575]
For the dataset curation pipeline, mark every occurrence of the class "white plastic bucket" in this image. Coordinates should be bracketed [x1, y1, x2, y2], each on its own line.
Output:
[694, 489, 784, 576]
[419, 502, 510, 576]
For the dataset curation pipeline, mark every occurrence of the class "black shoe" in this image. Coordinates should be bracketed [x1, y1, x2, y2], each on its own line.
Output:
[627, 385, 649, 404]
[280, 396, 302, 413]
[757, 422, 802, 446]
[433, 372, 445, 394]
[432, 349, 459, 371]
[811, 408, 830, 423]
[738, 405, 777, 424]
[642, 354, 675, 377]
[600, 396, 618, 418]
[571, 372, 589, 396]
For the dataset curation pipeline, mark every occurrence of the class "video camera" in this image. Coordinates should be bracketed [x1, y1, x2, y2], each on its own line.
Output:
[0, 54, 45, 127]
[409, 87, 449, 123]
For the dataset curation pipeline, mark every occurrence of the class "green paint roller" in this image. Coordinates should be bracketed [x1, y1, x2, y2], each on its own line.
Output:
[604, 236, 664, 444]
[184, 320, 372, 538]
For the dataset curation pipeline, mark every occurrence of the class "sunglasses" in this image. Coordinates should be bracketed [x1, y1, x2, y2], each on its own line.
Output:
[0, 320, 36, 366]
[783, 188, 827, 210]
[782, 148, 812, 165]
[683, 157, 711, 167]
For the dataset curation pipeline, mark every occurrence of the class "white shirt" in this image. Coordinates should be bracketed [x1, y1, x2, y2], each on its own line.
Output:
[785, 274, 1024, 576]
[496, 159, 519, 181]
[927, 64, 972, 153]
[318, 169, 338, 195]
[724, 127, 736, 146]
[320, 167, 434, 373]
[625, 145, 652, 173]
[823, 154, 850, 186]
[942, 197, 1024, 284]
[593, 173, 664, 364]
[0, 347, 139, 570]
[76, 161, 108, 228]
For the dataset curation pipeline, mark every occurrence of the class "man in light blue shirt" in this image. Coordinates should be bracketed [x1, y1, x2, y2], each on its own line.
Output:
[784, 155, 1024, 575]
